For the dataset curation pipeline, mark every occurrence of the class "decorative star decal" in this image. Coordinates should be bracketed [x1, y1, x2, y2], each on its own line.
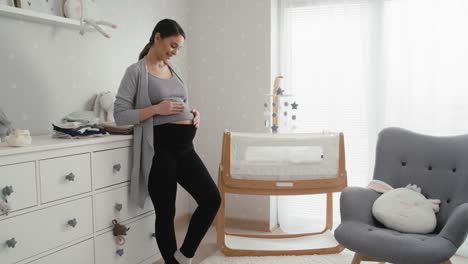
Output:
[291, 101, 299, 110]
[292, 115, 296, 120]
[271, 125, 278, 133]
[276, 87, 284, 96]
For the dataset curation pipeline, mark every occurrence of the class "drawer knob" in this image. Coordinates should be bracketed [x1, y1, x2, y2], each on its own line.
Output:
[65, 173, 75, 182]
[113, 163, 122, 172]
[151, 233, 156, 238]
[2, 186, 14, 197]
[115, 203, 123, 212]
[116, 249, 124, 256]
[6, 238, 17, 248]
[68, 218, 78, 228]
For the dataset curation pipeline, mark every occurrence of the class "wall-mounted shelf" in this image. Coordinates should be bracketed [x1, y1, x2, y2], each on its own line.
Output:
[0, 4, 81, 29]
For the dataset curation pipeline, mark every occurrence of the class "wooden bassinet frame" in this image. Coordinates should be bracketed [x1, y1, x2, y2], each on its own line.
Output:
[216, 131, 348, 256]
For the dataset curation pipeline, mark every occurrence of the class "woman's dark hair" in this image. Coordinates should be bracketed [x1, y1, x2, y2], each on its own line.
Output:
[138, 19, 186, 60]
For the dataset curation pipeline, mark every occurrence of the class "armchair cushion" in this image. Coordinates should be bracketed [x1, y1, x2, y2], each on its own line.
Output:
[372, 186, 440, 234]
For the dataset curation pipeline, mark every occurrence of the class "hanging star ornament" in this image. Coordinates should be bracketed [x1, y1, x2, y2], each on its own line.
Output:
[276, 87, 284, 96]
[291, 101, 299, 110]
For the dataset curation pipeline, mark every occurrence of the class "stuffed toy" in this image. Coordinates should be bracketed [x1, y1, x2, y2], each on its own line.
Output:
[368, 180, 441, 234]
[5, 129, 32, 147]
[112, 219, 130, 250]
[0, 108, 13, 142]
[63, 0, 117, 38]
[93, 91, 115, 124]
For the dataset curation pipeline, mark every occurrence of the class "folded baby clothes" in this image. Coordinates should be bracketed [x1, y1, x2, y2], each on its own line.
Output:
[99, 121, 133, 135]
[52, 123, 108, 138]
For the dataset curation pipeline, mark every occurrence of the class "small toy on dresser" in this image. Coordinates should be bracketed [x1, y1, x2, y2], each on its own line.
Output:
[93, 91, 115, 124]
[5, 129, 32, 147]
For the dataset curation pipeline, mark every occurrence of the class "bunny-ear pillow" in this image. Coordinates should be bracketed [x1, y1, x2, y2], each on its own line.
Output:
[368, 180, 441, 234]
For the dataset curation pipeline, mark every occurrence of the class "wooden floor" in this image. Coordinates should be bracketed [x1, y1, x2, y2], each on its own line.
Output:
[154, 218, 468, 264]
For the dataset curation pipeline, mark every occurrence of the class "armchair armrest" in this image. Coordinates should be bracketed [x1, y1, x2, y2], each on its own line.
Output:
[340, 186, 380, 225]
[439, 203, 468, 247]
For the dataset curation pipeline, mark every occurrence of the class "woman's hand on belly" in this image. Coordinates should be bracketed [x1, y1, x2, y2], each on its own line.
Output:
[191, 109, 200, 128]
[154, 100, 185, 116]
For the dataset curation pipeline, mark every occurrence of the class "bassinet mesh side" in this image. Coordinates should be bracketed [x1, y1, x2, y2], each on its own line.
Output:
[229, 132, 340, 180]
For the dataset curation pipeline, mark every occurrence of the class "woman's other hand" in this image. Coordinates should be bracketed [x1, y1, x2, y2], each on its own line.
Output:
[192, 109, 200, 128]
[154, 100, 184, 116]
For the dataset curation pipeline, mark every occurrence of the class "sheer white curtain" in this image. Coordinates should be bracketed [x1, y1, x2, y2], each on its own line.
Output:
[277, 0, 468, 239]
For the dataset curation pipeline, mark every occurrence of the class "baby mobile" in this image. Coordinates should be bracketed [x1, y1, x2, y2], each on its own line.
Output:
[264, 76, 299, 133]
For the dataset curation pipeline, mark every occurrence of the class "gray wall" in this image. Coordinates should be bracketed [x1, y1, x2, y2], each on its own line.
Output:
[0, 0, 190, 217]
[187, 0, 274, 224]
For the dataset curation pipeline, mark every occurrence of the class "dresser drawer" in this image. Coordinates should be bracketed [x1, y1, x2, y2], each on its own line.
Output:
[39, 154, 92, 203]
[26, 239, 94, 264]
[95, 213, 159, 264]
[95, 185, 154, 231]
[0, 196, 93, 263]
[0, 162, 37, 216]
[93, 147, 131, 189]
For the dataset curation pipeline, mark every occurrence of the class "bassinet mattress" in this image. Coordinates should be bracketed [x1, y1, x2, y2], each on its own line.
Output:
[229, 132, 339, 181]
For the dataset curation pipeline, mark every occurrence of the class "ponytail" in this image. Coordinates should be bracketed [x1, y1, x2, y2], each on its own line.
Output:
[138, 42, 152, 60]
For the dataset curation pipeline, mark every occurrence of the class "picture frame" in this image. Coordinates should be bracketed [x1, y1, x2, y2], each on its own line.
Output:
[14, 0, 63, 16]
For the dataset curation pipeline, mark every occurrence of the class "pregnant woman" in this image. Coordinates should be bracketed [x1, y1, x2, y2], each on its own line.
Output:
[114, 18, 221, 264]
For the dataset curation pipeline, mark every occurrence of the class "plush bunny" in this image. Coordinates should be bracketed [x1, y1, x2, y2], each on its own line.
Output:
[93, 91, 115, 124]
[63, 0, 117, 38]
[368, 180, 441, 234]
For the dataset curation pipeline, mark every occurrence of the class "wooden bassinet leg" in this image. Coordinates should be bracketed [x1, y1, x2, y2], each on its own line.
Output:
[326, 192, 333, 231]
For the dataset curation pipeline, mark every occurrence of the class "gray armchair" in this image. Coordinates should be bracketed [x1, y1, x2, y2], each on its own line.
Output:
[335, 127, 468, 264]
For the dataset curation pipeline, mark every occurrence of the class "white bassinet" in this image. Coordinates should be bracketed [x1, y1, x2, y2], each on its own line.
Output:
[217, 131, 347, 256]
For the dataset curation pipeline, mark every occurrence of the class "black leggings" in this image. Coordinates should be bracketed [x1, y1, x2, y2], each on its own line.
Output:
[148, 123, 221, 264]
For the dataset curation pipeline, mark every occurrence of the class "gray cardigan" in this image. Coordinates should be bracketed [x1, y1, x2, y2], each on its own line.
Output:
[113, 58, 186, 208]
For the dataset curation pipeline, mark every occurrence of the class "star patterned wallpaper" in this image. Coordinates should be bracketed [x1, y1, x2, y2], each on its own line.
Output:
[187, 0, 274, 225]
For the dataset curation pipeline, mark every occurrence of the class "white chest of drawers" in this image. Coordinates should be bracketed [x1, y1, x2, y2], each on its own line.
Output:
[0, 135, 159, 264]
